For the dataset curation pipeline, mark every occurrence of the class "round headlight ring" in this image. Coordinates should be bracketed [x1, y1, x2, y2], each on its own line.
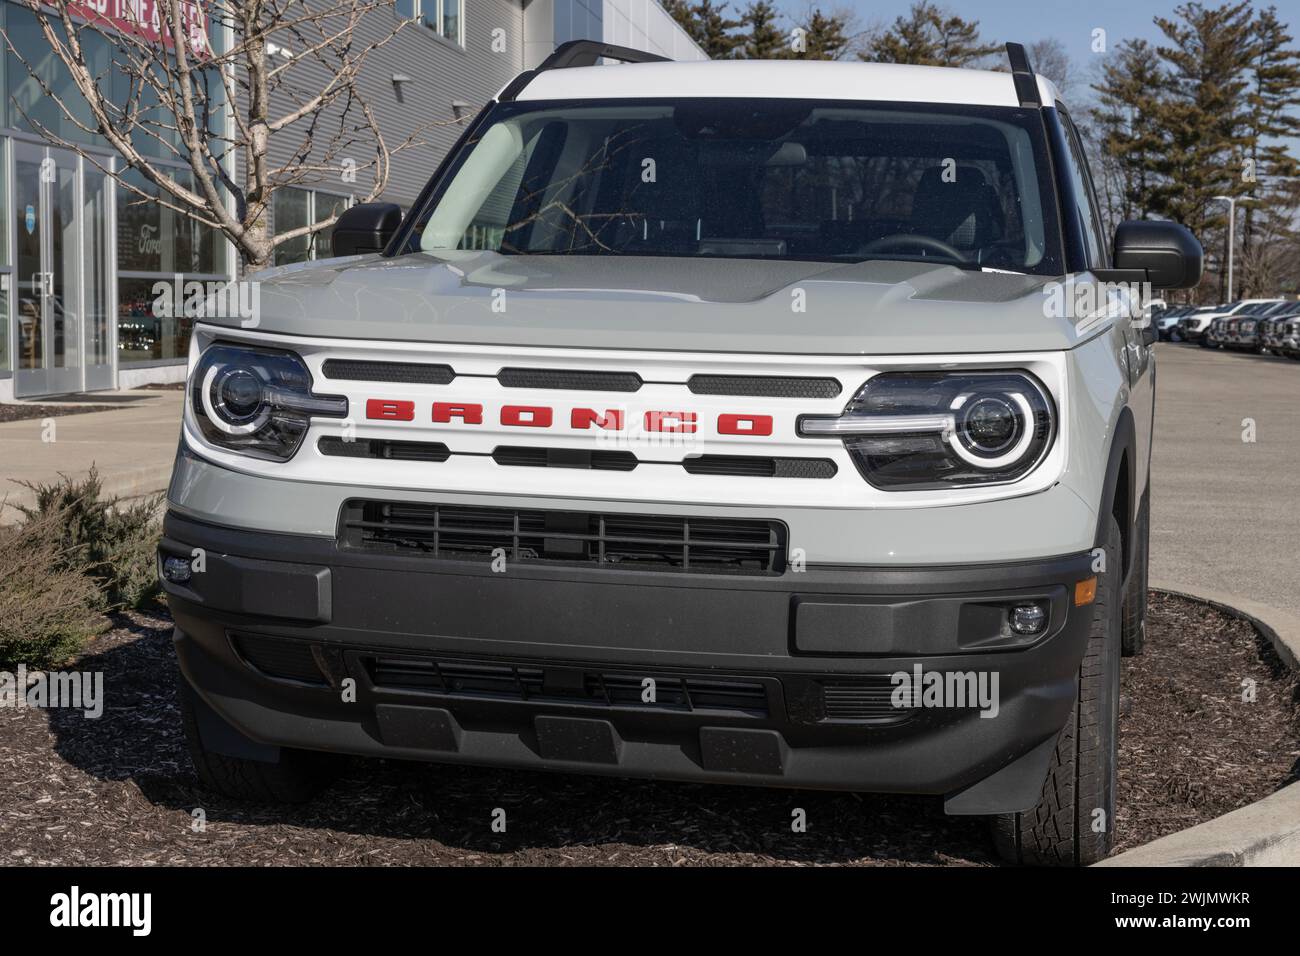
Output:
[948, 390, 1038, 470]
[201, 364, 270, 435]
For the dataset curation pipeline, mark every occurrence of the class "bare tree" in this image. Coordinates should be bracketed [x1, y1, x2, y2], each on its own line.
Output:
[5, 0, 445, 271]
[1027, 37, 1071, 96]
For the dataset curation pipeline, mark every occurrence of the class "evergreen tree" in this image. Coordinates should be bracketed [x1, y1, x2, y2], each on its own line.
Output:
[1150, 1, 1258, 299]
[862, 2, 999, 68]
[739, 1, 787, 59]
[662, 0, 743, 59]
[797, 9, 853, 61]
[1090, 38, 1168, 225]
[1239, 5, 1300, 293]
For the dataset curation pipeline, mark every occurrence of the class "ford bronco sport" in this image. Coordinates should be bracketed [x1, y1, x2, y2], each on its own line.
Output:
[161, 41, 1202, 866]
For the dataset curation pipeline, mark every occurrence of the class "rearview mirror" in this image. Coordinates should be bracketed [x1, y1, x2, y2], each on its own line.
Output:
[1112, 220, 1203, 290]
[331, 203, 402, 257]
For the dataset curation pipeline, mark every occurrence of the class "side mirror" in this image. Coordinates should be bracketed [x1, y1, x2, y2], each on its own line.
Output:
[1112, 220, 1203, 290]
[331, 202, 402, 257]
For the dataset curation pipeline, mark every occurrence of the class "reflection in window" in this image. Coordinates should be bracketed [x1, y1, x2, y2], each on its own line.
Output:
[403, 0, 463, 44]
[274, 188, 352, 265]
[116, 276, 193, 364]
[273, 188, 312, 266]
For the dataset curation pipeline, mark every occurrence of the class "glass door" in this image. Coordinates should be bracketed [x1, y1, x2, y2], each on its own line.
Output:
[82, 165, 114, 391]
[13, 143, 83, 397]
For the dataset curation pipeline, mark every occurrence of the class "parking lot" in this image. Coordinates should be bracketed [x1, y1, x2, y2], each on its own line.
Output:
[1150, 343, 1300, 621]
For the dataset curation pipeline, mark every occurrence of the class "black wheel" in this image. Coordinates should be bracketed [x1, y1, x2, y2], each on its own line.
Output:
[1121, 492, 1149, 657]
[179, 678, 338, 802]
[992, 515, 1122, 866]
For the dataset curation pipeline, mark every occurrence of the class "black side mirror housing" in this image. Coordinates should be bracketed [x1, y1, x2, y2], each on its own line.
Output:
[331, 202, 402, 257]
[1112, 220, 1203, 290]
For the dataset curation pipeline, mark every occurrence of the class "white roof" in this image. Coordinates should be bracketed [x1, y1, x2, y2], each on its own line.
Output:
[510, 59, 1061, 109]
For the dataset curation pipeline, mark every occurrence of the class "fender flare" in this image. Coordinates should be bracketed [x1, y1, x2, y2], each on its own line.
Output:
[1095, 406, 1137, 579]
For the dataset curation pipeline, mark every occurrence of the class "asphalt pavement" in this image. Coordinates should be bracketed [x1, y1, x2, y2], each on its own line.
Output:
[1149, 343, 1300, 628]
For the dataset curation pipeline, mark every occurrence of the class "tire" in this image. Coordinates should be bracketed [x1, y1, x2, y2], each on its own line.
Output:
[991, 515, 1122, 866]
[1169, 330, 1182, 343]
[1121, 492, 1149, 657]
[179, 678, 337, 803]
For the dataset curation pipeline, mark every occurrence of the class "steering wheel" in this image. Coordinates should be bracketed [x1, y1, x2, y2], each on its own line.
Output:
[856, 233, 969, 262]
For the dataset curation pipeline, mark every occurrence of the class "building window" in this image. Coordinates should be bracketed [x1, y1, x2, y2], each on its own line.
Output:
[398, 0, 463, 46]
[273, 188, 354, 266]
[116, 167, 225, 365]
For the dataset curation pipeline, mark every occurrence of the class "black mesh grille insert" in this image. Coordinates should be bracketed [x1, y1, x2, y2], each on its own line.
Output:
[364, 655, 769, 715]
[497, 368, 642, 392]
[688, 374, 842, 399]
[232, 635, 326, 685]
[492, 446, 638, 471]
[319, 436, 451, 462]
[322, 359, 455, 384]
[340, 501, 787, 574]
[820, 678, 913, 722]
[682, 455, 838, 479]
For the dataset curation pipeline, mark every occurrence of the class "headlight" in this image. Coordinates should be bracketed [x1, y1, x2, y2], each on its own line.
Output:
[189, 343, 347, 461]
[798, 371, 1054, 489]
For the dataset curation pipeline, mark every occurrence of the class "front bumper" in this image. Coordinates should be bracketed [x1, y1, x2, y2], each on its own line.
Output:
[163, 510, 1099, 814]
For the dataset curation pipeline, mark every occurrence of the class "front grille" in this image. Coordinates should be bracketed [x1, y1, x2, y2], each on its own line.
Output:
[364, 654, 769, 715]
[497, 368, 643, 392]
[688, 374, 842, 399]
[322, 359, 455, 384]
[340, 501, 787, 574]
[232, 635, 326, 685]
[319, 436, 451, 462]
[683, 455, 837, 479]
[820, 678, 909, 722]
[491, 446, 638, 471]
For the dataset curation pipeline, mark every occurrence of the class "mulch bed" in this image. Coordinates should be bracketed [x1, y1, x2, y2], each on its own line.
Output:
[0, 404, 110, 423]
[1, 593, 1295, 866]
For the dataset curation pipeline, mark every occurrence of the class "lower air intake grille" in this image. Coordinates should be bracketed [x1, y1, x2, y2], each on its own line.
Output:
[340, 501, 787, 574]
[232, 635, 326, 685]
[364, 655, 769, 715]
[820, 678, 912, 722]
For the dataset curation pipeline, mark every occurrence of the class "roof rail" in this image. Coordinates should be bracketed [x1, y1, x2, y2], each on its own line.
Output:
[537, 39, 671, 71]
[1004, 42, 1042, 108]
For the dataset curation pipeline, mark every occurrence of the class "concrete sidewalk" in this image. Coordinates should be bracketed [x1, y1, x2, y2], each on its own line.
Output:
[0, 390, 182, 522]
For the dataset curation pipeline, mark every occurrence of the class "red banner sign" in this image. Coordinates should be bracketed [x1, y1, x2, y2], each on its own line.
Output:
[70, 0, 212, 57]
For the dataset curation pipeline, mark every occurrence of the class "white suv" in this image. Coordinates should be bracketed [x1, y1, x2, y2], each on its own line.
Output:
[161, 41, 1202, 866]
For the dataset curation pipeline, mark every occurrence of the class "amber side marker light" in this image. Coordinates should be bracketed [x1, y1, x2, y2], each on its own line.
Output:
[1074, 577, 1098, 606]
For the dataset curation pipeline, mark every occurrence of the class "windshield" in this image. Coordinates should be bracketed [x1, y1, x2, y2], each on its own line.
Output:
[412, 98, 1064, 275]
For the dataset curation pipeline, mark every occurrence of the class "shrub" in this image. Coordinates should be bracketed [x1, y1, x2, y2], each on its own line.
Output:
[12, 467, 164, 610]
[0, 512, 107, 668]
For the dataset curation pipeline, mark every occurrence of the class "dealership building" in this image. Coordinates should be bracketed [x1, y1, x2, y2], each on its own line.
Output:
[0, 0, 702, 401]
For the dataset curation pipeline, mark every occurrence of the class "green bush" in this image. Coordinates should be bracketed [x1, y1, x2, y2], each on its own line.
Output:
[12, 467, 164, 610]
[0, 512, 107, 668]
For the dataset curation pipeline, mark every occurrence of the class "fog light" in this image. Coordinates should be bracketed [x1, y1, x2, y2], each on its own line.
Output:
[1010, 602, 1048, 635]
[162, 556, 193, 584]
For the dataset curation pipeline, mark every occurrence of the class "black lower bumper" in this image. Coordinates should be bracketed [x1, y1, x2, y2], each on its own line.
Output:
[162, 511, 1099, 814]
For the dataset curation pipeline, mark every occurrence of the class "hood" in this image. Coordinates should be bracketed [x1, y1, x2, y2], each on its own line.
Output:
[219, 252, 1085, 355]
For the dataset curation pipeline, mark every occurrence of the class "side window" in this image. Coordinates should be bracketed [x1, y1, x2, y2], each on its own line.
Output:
[1057, 110, 1107, 269]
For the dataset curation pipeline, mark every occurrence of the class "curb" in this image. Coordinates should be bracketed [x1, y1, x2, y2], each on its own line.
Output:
[1099, 584, 1300, 866]
[1097, 781, 1300, 866]
[1149, 580, 1300, 671]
